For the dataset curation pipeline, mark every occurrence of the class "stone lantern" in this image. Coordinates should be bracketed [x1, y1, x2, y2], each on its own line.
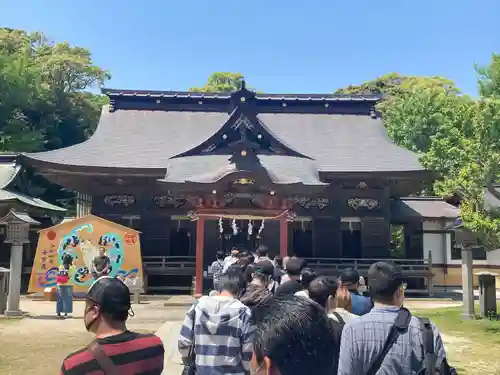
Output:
[446, 218, 478, 320]
[1, 210, 39, 316]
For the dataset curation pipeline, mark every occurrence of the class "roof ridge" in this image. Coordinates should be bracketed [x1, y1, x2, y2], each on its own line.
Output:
[102, 88, 381, 102]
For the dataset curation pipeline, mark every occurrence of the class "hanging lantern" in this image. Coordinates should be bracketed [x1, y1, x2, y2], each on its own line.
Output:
[248, 220, 253, 236]
[218, 217, 223, 234]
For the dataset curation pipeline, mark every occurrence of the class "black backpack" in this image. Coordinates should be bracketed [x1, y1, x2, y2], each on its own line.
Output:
[417, 317, 458, 375]
[331, 311, 346, 325]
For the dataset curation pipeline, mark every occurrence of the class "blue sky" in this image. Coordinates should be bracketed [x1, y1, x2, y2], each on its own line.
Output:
[1, 0, 499, 95]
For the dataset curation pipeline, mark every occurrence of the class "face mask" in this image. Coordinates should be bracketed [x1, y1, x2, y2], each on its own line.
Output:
[84, 315, 99, 332]
[83, 304, 100, 332]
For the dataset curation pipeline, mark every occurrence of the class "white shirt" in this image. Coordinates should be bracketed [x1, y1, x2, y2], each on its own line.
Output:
[222, 256, 238, 273]
[328, 308, 358, 324]
[295, 290, 309, 299]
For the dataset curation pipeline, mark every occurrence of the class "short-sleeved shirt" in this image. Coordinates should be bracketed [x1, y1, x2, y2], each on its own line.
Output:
[60, 331, 164, 375]
[338, 307, 446, 375]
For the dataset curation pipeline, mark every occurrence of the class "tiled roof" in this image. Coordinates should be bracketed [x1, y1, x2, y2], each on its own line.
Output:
[0, 154, 65, 212]
[392, 197, 459, 219]
[23, 110, 423, 172]
[160, 155, 326, 185]
[103, 88, 381, 102]
[0, 190, 66, 212]
[21, 88, 426, 185]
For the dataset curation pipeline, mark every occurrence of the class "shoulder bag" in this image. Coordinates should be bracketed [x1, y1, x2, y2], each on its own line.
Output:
[88, 340, 120, 375]
[366, 307, 412, 375]
[332, 311, 346, 325]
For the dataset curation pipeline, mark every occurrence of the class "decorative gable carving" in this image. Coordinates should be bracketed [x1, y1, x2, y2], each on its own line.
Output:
[171, 107, 311, 162]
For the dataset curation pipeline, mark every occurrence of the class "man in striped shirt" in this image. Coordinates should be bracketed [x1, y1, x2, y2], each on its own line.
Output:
[60, 277, 164, 375]
[178, 267, 254, 375]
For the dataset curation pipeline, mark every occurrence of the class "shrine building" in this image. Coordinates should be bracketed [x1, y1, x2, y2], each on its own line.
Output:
[19, 83, 463, 294]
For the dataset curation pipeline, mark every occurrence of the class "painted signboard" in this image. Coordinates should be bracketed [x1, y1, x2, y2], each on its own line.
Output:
[28, 215, 143, 293]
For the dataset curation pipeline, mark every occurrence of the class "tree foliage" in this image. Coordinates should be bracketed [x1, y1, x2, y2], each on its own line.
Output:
[476, 53, 500, 98]
[0, 28, 109, 210]
[190, 72, 244, 93]
[337, 56, 500, 248]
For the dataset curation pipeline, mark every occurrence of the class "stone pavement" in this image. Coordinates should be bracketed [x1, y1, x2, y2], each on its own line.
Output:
[155, 321, 184, 374]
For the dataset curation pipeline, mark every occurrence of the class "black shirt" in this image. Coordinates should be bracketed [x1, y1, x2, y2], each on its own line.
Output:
[328, 318, 343, 374]
[273, 266, 285, 285]
[275, 279, 303, 297]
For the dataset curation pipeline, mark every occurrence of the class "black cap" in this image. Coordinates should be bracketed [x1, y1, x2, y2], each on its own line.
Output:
[86, 276, 131, 317]
[340, 268, 360, 285]
[253, 260, 274, 276]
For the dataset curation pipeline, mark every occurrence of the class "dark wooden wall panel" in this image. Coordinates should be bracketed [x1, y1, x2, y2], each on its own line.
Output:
[404, 222, 423, 259]
[361, 217, 390, 258]
[261, 220, 280, 258]
[140, 215, 171, 256]
[313, 217, 342, 257]
[203, 220, 220, 270]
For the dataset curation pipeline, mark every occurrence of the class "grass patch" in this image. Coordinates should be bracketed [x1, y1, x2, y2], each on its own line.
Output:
[0, 320, 156, 375]
[413, 305, 500, 375]
[0, 331, 92, 375]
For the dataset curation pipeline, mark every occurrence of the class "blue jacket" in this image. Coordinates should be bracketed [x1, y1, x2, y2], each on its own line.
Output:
[349, 291, 373, 316]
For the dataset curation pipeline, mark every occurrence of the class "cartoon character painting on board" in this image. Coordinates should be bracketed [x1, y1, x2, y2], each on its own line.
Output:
[36, 223, 138, 289]
[55, 224, 124, 287]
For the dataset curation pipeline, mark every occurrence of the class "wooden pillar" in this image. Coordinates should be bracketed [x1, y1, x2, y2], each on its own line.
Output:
[280, 218, 288, 258]
[195, 216, 205, 296]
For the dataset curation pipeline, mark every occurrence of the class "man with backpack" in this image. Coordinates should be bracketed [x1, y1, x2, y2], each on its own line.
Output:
[338, 262, 456, 375]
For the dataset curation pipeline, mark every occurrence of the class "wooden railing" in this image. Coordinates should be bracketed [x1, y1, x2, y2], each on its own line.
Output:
[142, 256, 196, 275]
[303, 254, 434, 295]
[0, 262, 32, 275]
[303, 257, 428, 273]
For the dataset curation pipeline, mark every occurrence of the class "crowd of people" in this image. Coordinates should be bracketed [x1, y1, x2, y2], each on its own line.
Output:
[56, 244, 458, 375]
[179, 245, 458, 375]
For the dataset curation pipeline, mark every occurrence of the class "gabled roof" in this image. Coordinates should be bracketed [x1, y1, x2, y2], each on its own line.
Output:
[20, 86, 426, 186]
[391, 197, 460, 219]
[39, 214, 140, 233]
[0, 154, 65, 212]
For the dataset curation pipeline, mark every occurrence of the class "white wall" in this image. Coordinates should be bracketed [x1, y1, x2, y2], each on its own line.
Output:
[424, 220, 500, 267]
[486, 248, 500, 265]
[422, 220, 449, 264]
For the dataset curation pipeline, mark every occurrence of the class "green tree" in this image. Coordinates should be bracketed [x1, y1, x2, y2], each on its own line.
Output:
[336, 55, 500, 247]
[190, 72, 244, 92]
[0, 28, 110, 209]
[476, 53, 500, 98]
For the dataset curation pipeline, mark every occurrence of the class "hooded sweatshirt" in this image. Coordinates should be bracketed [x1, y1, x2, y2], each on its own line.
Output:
[178, 295, 254, 375]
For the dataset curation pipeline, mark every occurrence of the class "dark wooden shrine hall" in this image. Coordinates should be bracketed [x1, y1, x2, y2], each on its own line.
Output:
[19, 82, 459, 294]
